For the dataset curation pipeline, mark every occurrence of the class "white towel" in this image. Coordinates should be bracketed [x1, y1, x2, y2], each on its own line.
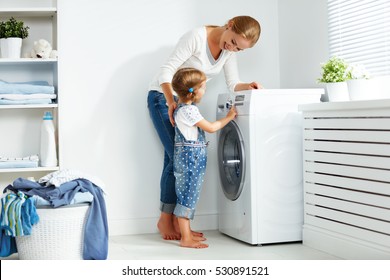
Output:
[0, 155, 39, 162]
[0, 93, 57, 100]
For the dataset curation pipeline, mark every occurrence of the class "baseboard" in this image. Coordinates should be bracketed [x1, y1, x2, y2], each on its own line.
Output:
[303, 225, 390, 260]
[108, 213, 218, 236]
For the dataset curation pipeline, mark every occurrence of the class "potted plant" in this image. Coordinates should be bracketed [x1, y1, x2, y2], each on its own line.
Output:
[347, 64, 372, 100]
[318, 56, 351, 102]
[0, 17, 29, 58]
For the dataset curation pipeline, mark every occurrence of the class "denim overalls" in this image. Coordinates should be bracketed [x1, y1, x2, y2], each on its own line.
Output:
[173, 104, 208, 220]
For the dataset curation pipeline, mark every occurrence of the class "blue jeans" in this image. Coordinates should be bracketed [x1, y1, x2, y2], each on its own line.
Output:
[147, 90, 177, 213]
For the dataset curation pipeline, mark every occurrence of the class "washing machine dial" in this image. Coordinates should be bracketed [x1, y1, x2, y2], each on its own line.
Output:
[226, 99, 233, 109]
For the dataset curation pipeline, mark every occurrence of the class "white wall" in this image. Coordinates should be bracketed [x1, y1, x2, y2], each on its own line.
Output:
[278, 0, 328, 89]
[58, 0, 280, 235]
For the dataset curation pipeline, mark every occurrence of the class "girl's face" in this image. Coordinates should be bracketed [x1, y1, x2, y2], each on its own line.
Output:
[194, 81, 206, 103]
[220, 23, 252, 52]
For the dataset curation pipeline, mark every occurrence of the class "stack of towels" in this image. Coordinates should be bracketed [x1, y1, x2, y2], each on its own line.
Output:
[0, 155, 39, 169]
[0, 80, 56, 105]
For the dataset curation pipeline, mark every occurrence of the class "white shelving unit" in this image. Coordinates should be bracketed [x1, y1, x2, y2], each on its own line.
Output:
[0, 1, 59, 182]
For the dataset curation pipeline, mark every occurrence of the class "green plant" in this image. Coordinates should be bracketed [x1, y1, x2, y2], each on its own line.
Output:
[349, 63, 371, 80]
[0, 17, 29, 39]
[318, 56, 351, 83]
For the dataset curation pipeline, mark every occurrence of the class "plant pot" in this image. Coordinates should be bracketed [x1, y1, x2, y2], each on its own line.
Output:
[326, 82, 349, 102]
[0, 37, 22, 58]
[347, 79, 376, 101]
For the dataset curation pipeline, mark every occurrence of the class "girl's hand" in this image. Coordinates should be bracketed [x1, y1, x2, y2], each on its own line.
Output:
[168, 102, 177, 126]
[227, 106, 237, 120]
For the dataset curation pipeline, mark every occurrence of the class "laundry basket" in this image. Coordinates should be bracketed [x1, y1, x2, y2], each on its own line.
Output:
[15, 203, 90, 260]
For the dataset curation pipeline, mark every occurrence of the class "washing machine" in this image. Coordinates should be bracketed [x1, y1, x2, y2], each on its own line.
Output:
[217, 89, 323, 245]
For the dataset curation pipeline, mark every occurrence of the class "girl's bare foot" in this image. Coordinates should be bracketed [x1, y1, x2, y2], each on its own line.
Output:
[157, 213, 180, 240]
[180, 239, 209, 249]
[192, 235, 207, 241]
[173, 215, 204, 237]
[177, 217, 208, 248]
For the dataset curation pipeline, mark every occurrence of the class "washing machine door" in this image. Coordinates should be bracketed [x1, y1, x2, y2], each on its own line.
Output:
[218, 121, 245, 201]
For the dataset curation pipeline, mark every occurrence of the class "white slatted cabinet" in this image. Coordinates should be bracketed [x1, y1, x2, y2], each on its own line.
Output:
[300, 100, 390, 259]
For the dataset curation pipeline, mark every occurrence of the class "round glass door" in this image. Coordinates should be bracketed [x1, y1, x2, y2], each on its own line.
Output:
[218, 121, 245, 201]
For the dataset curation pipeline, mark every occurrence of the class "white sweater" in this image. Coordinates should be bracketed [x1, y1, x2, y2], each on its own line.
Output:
[149, 27, 241, 93]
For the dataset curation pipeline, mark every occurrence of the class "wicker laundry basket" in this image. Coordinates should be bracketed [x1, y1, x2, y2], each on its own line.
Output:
[15, 203, 90, 260]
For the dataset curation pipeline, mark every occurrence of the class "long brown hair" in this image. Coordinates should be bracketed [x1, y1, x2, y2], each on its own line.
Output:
[172, 68, 206, 103]
[227, 16, 261, 47]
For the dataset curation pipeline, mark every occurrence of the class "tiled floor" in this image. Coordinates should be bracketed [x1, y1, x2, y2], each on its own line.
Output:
[2, 230, 339, 260]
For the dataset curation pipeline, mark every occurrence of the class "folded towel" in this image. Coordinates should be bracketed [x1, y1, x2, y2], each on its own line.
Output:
[0, 155, 39, 162]
[0, 155, 39, 169]
[0, 98, 52, 105]
[0, 93, 57, 100]
[0, 162, 39, 169]
[0, 80, 55, 95]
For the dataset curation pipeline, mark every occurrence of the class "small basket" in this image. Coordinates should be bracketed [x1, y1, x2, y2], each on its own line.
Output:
[15, 203, 90, 260]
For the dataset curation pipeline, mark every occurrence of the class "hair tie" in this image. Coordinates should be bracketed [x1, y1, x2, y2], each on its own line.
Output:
[188, 87, 194, 93]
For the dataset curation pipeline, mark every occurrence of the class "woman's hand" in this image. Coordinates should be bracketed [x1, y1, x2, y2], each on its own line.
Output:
[234, 82, 263, 91]
[248, 81, 263, 89]
[168, 102, 177, 126]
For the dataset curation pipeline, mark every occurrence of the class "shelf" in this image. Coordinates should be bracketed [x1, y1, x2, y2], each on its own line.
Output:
[0, 166, 59, 173]
[0, 104, 58, 109]
[0, 7, 57, 17]
[0, 58, 57, 65]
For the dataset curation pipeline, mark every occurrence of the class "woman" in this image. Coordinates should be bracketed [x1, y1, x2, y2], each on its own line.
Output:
[147, 15, 262, 240]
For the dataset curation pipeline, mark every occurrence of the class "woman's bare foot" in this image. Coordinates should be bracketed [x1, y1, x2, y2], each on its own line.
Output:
[157, 213, 180, 240]
[180, 239, 209, 249]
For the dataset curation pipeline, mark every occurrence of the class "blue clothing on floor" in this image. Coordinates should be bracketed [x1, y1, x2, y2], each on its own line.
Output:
[5, 178, 109, 260]
[173, 103, 208, 220]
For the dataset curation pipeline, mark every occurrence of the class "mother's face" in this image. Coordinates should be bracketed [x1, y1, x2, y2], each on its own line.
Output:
[219, 24, 252, 52]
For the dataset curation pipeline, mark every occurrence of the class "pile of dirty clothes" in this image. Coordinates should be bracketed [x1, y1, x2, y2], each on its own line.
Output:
[0, 169, 108, 260]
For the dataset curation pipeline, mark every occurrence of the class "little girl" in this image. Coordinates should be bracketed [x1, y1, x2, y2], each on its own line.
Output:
[171, 68, 237, 249]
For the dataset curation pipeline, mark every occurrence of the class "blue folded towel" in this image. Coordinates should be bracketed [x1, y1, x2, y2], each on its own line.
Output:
[0, 99, 52, 105]
[0, 80, 55, 95]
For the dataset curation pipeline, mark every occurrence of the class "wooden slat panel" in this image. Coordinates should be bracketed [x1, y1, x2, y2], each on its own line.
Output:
[304, 172, 390, 196]
[303, 118, 390, 130]
[305, 204, 390, 234]
[304, 162, 390, 183]
[305, 194, 390, 221]
[304, 151, 390, 170]
[305, 183, 390, 209]
[304, 214, 390, 249]
[304, 140, 390, 156]
[304, 129, 390, 143]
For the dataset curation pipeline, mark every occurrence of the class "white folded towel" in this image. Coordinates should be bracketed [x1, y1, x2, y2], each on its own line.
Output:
[0, 155, 39, 162]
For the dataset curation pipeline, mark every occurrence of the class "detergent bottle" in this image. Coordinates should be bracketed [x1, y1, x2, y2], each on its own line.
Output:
[40, 111, 57, 167]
